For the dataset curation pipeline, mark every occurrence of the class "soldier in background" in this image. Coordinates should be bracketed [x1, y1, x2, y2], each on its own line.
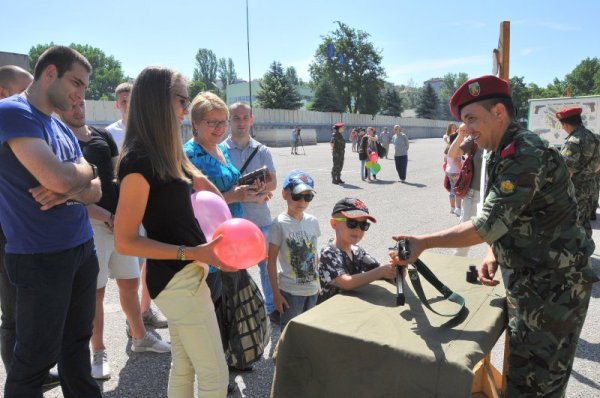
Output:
[557, 106, 600, 237]
[330, 122, 346, 184]
[393, 75, 597, 397]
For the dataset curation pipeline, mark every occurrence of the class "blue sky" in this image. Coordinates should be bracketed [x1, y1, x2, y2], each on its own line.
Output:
[2, 0, 598, 88]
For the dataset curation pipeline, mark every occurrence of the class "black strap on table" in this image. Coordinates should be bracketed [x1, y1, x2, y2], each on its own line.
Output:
[407, 259, 465, 317]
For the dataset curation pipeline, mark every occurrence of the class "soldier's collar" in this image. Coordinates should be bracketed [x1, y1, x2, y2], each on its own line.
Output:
[494, 122, 521, 156]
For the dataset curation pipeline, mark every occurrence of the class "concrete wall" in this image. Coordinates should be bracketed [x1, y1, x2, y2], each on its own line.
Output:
[85, 100, 453, 146]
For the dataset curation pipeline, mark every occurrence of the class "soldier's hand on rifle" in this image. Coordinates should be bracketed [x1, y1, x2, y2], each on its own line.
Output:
[391, 235, 426, 265]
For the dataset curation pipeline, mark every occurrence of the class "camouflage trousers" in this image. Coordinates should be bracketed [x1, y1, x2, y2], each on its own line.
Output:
[331, 151, 344, 180]
[505, 268, 592, 397]
[574, 177, 597, 238]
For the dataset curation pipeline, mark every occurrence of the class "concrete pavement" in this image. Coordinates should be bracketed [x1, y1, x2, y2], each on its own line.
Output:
[2, 138, 598, 397]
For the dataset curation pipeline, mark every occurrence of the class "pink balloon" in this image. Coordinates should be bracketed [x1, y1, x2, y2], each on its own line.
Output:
[191, 191, 232, 239]
[213, 218, 267, 270]
[369, 152, 379, 163]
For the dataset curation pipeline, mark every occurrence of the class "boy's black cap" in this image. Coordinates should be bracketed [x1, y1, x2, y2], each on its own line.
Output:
[331, 198, 376, 222]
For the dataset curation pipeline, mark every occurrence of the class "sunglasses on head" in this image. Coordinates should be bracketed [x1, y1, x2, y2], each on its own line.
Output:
[291, 192, 314, 202]
[332, 217, 371, 231]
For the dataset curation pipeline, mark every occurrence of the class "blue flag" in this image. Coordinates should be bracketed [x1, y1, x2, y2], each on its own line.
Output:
[339, 53, 345, 65]
[327, 43, 334, 59]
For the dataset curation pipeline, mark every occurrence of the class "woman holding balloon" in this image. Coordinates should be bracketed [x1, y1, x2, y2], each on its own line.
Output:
[358, 127, 377, 181]
[114, 66, 235, 397]
[183, 92, 267, 302]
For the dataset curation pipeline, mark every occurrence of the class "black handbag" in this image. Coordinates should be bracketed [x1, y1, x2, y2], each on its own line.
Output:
[216, 270, 271, 369]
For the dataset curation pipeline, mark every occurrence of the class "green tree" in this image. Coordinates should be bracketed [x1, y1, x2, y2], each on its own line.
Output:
[509, 76, 529, 120]
[189, 79, 206, 100]
[416, 83, 439, 119]
[29, 43, 126, 100]
[193, 49, 218, 92]
[380, 85, 403, 116]
[527, 82, 545, 99]
[544, 77, 568, 98]
[398, 79, 421, 109]
[565, 57, 600, 95]
[256, 61, 302, 110]
[309, 21, 386, 114]
[286, 66, 300, 86]
[309, 79, 344, 112]
[218, 57, 237, 86]
[438, 72, 469, 120]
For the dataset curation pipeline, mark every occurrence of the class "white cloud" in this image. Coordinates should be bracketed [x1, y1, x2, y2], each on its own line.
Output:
[521, 48, 534, 56]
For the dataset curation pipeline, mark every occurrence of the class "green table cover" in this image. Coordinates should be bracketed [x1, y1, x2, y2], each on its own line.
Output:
[271, 252, 506, 398]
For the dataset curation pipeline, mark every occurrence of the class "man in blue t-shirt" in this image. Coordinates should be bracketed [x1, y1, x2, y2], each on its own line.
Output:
[0, 46, 102, 397]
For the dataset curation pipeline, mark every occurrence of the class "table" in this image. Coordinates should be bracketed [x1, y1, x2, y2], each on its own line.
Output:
[271, 252, 507, 398]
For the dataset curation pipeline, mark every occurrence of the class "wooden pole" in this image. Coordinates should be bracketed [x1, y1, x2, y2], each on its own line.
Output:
[498, 21, 510, 81]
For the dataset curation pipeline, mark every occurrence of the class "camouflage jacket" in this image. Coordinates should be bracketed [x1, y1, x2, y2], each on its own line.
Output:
[473, 123, 596, 284]
[560, 125, 600, 184]
[330, 132, 346, 154]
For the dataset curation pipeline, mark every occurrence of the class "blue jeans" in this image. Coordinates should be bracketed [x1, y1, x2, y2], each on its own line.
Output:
[280, 290, 318, 329]
[258, 225, 274, 314]
[4, 239, 101, 398]
[360, 160, 371, 179]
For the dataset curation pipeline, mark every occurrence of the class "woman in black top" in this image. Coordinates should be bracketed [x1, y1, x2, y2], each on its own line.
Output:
[114, 66, 235, 397]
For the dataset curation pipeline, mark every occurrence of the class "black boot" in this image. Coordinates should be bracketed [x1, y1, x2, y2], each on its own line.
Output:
[337, 174, 345, 184]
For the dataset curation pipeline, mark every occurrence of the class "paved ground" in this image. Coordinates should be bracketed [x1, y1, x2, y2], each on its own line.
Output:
[1, 138, 598, 397]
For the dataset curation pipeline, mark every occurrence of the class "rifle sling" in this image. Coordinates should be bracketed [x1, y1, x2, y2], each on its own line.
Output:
[407, 259, 465, 317]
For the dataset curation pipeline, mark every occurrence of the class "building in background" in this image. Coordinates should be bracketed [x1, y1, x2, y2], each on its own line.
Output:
[423, 77, 444, 96]
[0, 52, 29, 70]
[226, 80, 314, 110]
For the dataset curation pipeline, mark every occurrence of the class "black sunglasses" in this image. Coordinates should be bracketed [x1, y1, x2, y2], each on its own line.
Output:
[332, 217, 371, 231]
[291, 193, 314, 202]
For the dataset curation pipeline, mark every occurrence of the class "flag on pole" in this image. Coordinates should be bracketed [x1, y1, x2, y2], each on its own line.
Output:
[327, 43, 334, 60]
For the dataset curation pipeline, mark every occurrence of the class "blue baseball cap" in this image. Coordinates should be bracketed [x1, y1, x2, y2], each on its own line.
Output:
[283, 170, 316, 194]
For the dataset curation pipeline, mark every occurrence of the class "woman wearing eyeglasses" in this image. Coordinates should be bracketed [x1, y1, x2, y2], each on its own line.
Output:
[317, 198, 399, 303]
[184, 92, 267, 300]
[114, 67, 235, 397]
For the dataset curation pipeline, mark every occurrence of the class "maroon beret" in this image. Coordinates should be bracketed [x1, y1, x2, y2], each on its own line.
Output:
[333, 122, 345, 128]
[555, 107, 582, 120]
[449, 75, 512, 120]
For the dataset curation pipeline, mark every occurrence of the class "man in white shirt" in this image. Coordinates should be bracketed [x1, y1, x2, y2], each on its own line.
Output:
[105, 82, 131, 150]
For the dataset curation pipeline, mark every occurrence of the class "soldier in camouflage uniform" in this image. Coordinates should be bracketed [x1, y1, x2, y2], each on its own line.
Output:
[393, 75, 598, 398]
[330, 122, 346, 184]
[557, 107, 600, 237]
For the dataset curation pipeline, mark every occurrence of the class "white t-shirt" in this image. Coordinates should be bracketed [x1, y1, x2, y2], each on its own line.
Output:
[105, 119, 125, 151]
[269, 212, 321, 296]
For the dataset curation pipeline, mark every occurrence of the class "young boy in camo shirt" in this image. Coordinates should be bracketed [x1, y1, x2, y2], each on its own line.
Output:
[318, 197, 398, 303]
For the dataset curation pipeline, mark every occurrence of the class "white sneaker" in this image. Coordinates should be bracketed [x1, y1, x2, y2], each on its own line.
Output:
[142, 308, 168, 328]
[454, 208, 462, 216]
[91, 350, 111, 380]
[132, 331, 171, 353]
[450, 207, 455, 214]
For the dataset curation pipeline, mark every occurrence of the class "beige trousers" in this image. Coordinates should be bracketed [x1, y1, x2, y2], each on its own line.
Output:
[155, 262, 228, 398]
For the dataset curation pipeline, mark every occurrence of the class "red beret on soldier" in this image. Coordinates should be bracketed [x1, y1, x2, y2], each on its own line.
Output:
[555, 107, 582, 121]
[449, 75, 512, 120]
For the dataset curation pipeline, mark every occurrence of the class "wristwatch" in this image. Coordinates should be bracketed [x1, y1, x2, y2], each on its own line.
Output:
[90, 163, 98, 179]
[177, 245, 187, 261]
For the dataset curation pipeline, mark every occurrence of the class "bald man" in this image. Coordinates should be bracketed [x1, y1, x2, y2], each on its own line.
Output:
[0, 66, 32, 99]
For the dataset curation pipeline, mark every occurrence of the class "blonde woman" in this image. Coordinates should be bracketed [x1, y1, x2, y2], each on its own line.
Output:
[114, 66, 235, 398]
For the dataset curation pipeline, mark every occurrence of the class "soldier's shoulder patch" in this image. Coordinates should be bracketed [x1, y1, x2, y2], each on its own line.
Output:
[499, 175, 516, 194]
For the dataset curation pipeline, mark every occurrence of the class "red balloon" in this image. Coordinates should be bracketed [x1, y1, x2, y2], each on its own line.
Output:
[213, 218, 267, 269]
[369, 152, 379, 163]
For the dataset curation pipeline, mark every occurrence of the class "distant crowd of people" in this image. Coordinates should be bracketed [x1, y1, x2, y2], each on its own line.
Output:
[0, 46, 597, 398]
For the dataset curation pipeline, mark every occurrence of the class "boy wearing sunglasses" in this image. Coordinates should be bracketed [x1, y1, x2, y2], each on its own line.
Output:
[267, 171, 321, 329]
[318, 198, 398, 302]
